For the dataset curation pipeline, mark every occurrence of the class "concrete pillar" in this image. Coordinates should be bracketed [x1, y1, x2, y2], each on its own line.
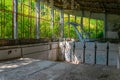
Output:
[60, 10, 64, 38]
[81, 10, 84, 30]
[13, 0, 18, 39]
[89, 12, 91, 38]
[50, 0, 54, 39]
[96, 19, 98, 38]
[81, 10, 84, 38]
[68, 14, 70, 38]
[104, 13, 107, 38]
[117, 47, 120, 69]
[75, 16, 77, 38]
[35, 0, 40, 39]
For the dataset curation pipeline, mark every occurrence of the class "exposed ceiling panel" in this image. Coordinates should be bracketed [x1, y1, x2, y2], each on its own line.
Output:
[43, 0, 120, 15]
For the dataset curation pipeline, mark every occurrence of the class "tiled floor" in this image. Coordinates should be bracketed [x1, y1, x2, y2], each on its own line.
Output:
[0, 58, 120, 80]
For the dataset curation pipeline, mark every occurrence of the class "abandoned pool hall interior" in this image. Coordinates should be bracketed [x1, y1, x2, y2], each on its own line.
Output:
[0, 0, 120, 80]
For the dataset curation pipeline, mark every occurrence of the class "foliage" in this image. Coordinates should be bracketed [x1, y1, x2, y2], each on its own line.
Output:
[0, 0, 104, 39]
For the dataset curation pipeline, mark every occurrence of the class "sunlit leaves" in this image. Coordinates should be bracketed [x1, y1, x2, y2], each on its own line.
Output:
[0, 0, 104, 39]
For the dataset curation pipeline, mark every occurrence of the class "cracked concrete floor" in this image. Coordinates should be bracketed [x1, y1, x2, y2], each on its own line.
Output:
[0, 58, 120, 80]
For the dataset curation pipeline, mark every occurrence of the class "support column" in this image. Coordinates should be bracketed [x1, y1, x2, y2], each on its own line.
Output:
[104, 12, 107, 38]
[35, 0, 40, 39]
[75, 16, 77, 38]
[60, 10, 64, 38]
[81, 10, 84, 30]
[96, 19, 98, 38]
[117, 47, 120, 69]
[68, 14, 70, 38]
[50, 0, 54, 39]
[81, 10, 84, 37]
[13, 0, 18, 39]
[89, 12, 91, 38]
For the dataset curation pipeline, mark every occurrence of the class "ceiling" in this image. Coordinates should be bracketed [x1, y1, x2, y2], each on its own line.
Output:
[43, 0, 120, 15]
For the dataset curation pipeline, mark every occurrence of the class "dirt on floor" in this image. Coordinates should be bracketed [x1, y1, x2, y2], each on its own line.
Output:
[0, 58, 120, 80]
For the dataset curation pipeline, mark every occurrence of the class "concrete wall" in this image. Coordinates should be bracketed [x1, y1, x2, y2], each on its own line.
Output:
[0, 42, 59, 61]
[23, 44, 50, 60]
[0, 47, 21, 60]
[59, 41, 119, 66]
[0, 41, 119, 67]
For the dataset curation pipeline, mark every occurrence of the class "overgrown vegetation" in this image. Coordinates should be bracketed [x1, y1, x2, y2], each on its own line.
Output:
[0, 0, 104, 39]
